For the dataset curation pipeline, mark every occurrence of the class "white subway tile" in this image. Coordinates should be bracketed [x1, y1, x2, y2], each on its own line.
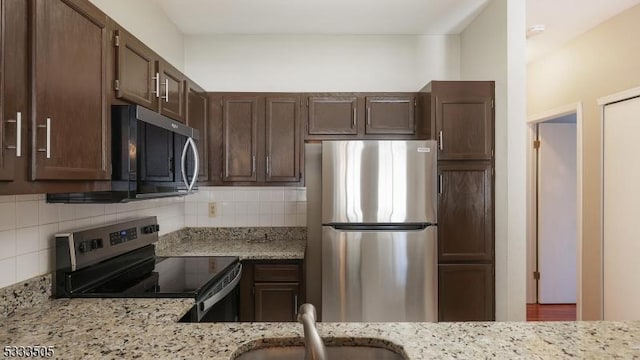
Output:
[258, 202, 271, 214]
[0, 195, 16, 203]
[246, 215, 260, 226]
[0, 230, 16, 260]
[185, 215, 197, 227]
[216, 189, 234, 201]
[271, 202, 285, 214]
[235, 203, 249, 215]
[296, 189, 307, 202]
[235, 214, 248, 227]
[58, 204, 76, 221]
[38, 202, 59, 225]
[0, 257, 16, 288]
[285, 215, 297, 227]
[15, 194, 39, 202]
[196, 202, 209, 217]
[38, 223, 58, 251]
[246, 202, 260, 215]
[104, 214, 118, 225]
[296, 202, 307, 215]
[39, 249, 55, 274]
[270, 189, 284, 202]
[233, 189, 250, 202]
[259, 214, 272, 226]
[58, 220, 77, 233]
[16, 201, 38, 228]
[16, 227, 39, 255]
[221, 214, 236, 227]
[16, 252, 40, 282]
[284, 189, 297, 202]
[75, 204, 105, 219]
[296, 214, 307, 226]
[197, 215, 212, 227]
[185, 203, 198, 216]
[104, 204, 119, 215]
[0, 203, 16, 231]
[221, 202, 236, 215]
[258, 190, 272, 202]
[272, 214, 285, 226]
[284, 202, 297, 215]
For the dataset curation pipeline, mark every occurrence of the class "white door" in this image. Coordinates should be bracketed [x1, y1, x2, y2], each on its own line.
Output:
[538, 122, 577, 304]
[603, 96, 640, 320]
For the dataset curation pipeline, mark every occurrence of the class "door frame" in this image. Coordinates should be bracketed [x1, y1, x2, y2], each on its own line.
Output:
[526, 102, 583, 319]
[597, 86, 640, 319]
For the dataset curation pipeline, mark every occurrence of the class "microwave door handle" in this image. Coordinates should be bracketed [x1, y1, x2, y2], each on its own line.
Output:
[187, 137, 199, 192]
[180, 137, 199, 193]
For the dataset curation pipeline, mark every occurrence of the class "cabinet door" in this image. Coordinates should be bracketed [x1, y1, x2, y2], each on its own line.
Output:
[113, 28, 159, 111]
[186, 81, 208, 182]
[433, 82, 494, 160]
[222, 97, 258, 182]
[254, 282, 300, 322]
[365, 96, 415, 135]
[265, 96, 300, 183]
[158, 60, 186, 123]
[438, 162, 493, 262]
[0, 0, 28, 181]
[438, 264, 494, 321]
[32, 0, 109, 180]
[307, 96, 358, 135]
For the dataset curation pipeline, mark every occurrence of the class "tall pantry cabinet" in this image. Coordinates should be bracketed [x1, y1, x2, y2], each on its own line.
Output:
[424, 81, 496, 321]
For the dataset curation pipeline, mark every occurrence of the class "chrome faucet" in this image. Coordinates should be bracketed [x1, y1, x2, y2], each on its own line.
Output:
[297, 303, 327, 360]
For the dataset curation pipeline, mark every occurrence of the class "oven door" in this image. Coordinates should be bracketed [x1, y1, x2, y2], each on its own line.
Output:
[180, 263, 243, 323]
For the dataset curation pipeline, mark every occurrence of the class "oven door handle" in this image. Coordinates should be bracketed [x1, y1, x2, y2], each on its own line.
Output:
[199, 263, 242, 313]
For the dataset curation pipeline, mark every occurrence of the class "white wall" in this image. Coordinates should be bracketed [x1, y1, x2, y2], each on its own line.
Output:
[185, 35, 460, 92]
[88, 0, 185, 70]
[460, 0, 527, 321]
[184, 187, 307, 227]
[0, 196, 184, 288]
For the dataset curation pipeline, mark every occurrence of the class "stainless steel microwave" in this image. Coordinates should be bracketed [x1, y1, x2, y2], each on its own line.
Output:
[47, 105, 199, 203]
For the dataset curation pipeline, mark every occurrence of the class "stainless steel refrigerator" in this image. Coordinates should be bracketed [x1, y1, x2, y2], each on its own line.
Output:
[322, 140, 437, 322]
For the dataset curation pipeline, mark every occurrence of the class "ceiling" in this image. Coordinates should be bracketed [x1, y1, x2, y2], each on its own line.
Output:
[158, 0, 640, 63]
[157, 0, 490, 35]
[526, 0, 640, 62]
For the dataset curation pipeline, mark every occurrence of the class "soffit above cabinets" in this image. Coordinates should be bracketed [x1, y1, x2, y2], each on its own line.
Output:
[157, 0, 489, 35]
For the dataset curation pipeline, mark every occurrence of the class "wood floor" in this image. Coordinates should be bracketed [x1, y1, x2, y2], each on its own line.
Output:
[527, 304, 576, 321]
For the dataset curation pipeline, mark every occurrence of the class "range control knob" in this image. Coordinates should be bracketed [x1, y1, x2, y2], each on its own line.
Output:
[142, 224, 160, 234]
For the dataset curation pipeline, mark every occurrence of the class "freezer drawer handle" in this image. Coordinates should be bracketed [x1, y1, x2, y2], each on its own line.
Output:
[329, 224, 431, 231]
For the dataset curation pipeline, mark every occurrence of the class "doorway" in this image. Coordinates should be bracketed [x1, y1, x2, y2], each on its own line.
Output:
[526, 103, 583, 320]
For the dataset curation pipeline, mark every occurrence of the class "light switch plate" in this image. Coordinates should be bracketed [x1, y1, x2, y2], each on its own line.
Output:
[208, 202, 217, 218]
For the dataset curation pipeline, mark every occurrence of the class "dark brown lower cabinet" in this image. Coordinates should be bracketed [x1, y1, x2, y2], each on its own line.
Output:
[239, 260, 304, 322]
[438, 264, 494, 321]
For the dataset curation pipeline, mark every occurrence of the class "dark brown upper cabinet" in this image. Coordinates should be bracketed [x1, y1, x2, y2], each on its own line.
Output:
[426, 81, 494, 161]
[209, 93, 302, 186]
[438, 162, 493, 262]
[112, 27, 186, 123]
[307, 96, 358, 135]
[32, 0, 110, 180]
[113, 28, 158, 111]
[0, 0, 28, 182]
[222, 96, 259, 182]
[186, 80, 208, 182]
[438, 263, 494, 321]
[365, 96, 415, 135]
[158, 60, 186, 123]
[265, 96, 301, 183]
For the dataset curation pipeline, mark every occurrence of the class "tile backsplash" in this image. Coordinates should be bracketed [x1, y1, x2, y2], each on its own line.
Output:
[0, 194, 185, 288]
[184, 186, 307, 227]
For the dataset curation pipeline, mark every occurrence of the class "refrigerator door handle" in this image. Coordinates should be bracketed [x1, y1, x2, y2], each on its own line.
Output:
[328, 223, 434, 231]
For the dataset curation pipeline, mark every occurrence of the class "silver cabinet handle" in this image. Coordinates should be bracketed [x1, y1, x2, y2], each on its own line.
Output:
[252, 155, 256, 174]
[294, 295, 298, 315]
[181, 137, 199, 193]
[367, 107, 371, 126]
[5, 112, 22, 157]
[152, 73, 160, 98]
[266, 156, 270, 175]
[164, 79, 169, 103]
[37, 118, 51, 159]
[438, 130, 444, 151]
[352, 108, 356, 128]
[438, 174, 443, 195]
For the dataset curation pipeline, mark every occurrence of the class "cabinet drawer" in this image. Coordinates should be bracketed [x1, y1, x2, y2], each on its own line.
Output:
[254, 264, 300, 282]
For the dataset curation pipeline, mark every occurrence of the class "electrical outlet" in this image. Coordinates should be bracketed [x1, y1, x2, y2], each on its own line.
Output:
[208, 202, 217, 218]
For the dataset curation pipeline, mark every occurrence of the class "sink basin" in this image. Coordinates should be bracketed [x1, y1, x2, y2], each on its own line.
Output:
[234, 345, 405, 360]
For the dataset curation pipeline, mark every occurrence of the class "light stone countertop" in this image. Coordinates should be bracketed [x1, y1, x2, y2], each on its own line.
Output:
[2, 298, 640, 359]
[155, 227, 306, 260]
